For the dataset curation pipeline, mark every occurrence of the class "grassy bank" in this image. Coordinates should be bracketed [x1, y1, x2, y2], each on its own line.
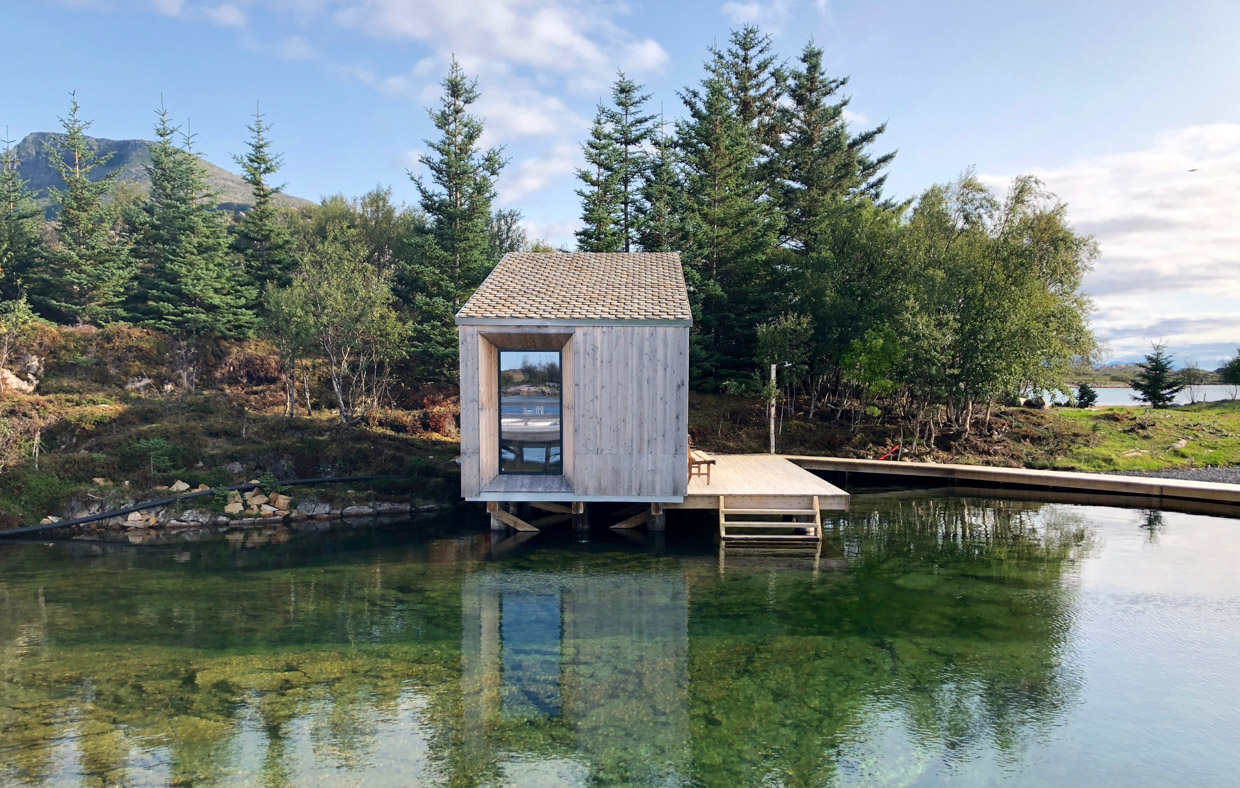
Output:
[5, 381, 1238, 527]
[687, 393, 1240, 474]
[0, 390, 461, 528]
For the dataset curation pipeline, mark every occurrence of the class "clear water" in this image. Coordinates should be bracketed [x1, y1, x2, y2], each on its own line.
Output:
[2, 497, 1239, 786]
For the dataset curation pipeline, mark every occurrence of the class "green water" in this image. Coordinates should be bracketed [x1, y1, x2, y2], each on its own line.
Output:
[2, 496, 1239, 787]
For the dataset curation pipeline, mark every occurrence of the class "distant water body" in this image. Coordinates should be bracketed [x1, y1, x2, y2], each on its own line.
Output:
[1076, 384, 1236, 407]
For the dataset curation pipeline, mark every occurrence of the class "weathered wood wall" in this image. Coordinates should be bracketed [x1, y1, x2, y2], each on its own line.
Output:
[571, 325, 688, 498]
[458, 323, 689, 500]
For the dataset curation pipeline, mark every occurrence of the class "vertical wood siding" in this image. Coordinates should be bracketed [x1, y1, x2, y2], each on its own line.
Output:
[571, 324, 688, 498]
[458, 323, 688, 500]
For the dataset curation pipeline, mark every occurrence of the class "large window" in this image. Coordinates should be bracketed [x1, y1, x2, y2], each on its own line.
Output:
[499, 350, 562, 474]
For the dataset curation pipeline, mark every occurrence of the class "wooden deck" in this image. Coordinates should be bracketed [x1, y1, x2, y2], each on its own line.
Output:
[669, 454, 849, 511]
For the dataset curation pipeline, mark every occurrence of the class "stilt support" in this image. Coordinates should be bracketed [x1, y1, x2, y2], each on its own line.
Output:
[571, 501, 589, 532]
[648, 502, 666, 532]
[486, 501, 539, 533]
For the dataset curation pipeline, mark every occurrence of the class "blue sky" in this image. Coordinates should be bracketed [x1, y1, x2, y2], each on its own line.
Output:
[3, 0, 1239, 364]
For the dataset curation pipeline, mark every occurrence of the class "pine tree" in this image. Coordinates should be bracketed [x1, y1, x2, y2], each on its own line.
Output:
[635, 118, 683, 253]
[575, 105, 624, 252]
[1131, 343, 1184, 409]
[607, 72, 655, 252]
[130, 104, 255, 387]
[232, 104, 296, 292]
[30, 93, 133, 324]
[402, 57, 505, 380]
[677, 62, 782, 388]
[410, 57, 506, 308]
[0, 132, 44, 301]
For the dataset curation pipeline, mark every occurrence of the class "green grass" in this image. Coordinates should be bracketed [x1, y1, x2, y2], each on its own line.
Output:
[688, 392, 1240, 474]
[0, 390, 461, 527]
[1037, 401, 1240, 472]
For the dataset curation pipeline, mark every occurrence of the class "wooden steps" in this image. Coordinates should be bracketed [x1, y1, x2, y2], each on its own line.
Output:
[718, 495, 822, 546]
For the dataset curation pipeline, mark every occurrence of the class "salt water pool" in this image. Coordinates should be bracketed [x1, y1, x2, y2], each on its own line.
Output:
[2, 495, 1238, 786]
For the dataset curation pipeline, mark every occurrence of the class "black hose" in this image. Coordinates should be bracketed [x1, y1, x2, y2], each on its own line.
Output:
[0, 475, 400, 539]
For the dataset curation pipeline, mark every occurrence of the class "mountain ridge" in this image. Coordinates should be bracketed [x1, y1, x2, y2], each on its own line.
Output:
[12, 132, 313, 216]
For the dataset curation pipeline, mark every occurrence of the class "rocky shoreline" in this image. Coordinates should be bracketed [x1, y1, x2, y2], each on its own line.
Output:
[30, 477, 451, 544]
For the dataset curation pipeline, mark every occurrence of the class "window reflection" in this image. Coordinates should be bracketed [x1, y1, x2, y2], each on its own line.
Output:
[499, 350, 562, 474]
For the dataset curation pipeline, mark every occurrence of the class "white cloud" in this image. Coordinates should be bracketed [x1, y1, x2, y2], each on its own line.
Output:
[150, 0, 246, 27]
[982, 124, 1240, 364]
[202, 2, 246, 27]
[151, 0, 186, 16]
[277, 35, 315, 59]
[721, 0, 828, 30]
[499, 141, 579, 205]
[324, 0, 666, 93]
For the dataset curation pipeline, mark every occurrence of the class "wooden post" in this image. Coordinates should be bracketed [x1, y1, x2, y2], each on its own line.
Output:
[571, 501, 589, 533]
[769, 362, 777, 454]
[648, 502, 665, 532]
[487, 501, 505, 531]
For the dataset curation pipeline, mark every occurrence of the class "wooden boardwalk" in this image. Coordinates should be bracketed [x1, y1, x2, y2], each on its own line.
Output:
[669, 454, 849, 512]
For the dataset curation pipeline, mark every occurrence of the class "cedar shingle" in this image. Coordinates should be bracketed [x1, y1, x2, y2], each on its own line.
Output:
[456, 252, 692, 322]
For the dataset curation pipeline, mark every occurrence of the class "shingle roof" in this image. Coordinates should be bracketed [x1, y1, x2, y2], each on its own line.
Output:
[456, 252, 691, 323]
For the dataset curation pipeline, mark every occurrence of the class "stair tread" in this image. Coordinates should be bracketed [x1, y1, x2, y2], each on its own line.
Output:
[722, 534, 821, 542]
[722, 508, 818, 515]
[723, 521, 820, 528]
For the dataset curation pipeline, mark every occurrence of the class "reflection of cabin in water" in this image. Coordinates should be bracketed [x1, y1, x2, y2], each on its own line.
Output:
[456, 252, 848, 536]
[460, 569, 689, 778]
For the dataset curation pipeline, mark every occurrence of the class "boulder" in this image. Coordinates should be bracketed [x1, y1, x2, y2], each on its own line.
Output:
[373, 501, 409, 514]
[269, 493, 292, 510]
[342, 504, 374, 517]
[247, 493, 269, 506]
[179, 509, 213, 525]
[224, 502, 244, 515]
[225, 461, 244, 474]
[0, 367, 36, 393]
[92, 478, 113, 487]
[1171, 438, 1189, 449]
[260, 504, 278, 515]
[169, 480, 191, 493]
[295, 499, 331, 517]
[125, 376, 154, 392]
[39, 516, 60, 525]
[195, 484, 210, 492]
[126, 511, 145, 522]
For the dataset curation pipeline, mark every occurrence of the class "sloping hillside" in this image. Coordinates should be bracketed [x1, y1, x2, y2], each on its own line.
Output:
[13, 132, 313, 215]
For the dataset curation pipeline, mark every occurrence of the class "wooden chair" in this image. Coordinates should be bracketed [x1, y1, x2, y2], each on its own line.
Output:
[688, 438, 715, 485]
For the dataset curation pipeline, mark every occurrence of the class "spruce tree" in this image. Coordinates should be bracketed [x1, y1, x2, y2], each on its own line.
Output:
[232, 104, 296, 291]
[30, 94, 133, 324]
[402, 57, 505, 379]
[606, 72, 655, 251]
[130, 104, 255, 387]
[714, 26, 786, 192]
[0, 133, 44, 301]
[410, 57, 506, 307]
[1131, 343, 1184, 409]
[776, 42, 855, 251]
[635, 119, 683, 253]
[575, 105, 624, 252]
[677, 62, 782, 388]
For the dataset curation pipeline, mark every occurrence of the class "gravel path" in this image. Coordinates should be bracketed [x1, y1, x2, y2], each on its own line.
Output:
[1105, 466, 1240, 484]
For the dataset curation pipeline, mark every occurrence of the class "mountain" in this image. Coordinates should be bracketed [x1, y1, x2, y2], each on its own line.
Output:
[12, 132, 313, 216]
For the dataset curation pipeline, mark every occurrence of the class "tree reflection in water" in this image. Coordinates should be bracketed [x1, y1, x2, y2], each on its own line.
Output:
[0, 497, 1100, 785]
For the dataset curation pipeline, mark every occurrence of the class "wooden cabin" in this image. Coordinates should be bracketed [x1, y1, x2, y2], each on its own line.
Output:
[457, 251, 849, 537]
[456, 252, 691, 525]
